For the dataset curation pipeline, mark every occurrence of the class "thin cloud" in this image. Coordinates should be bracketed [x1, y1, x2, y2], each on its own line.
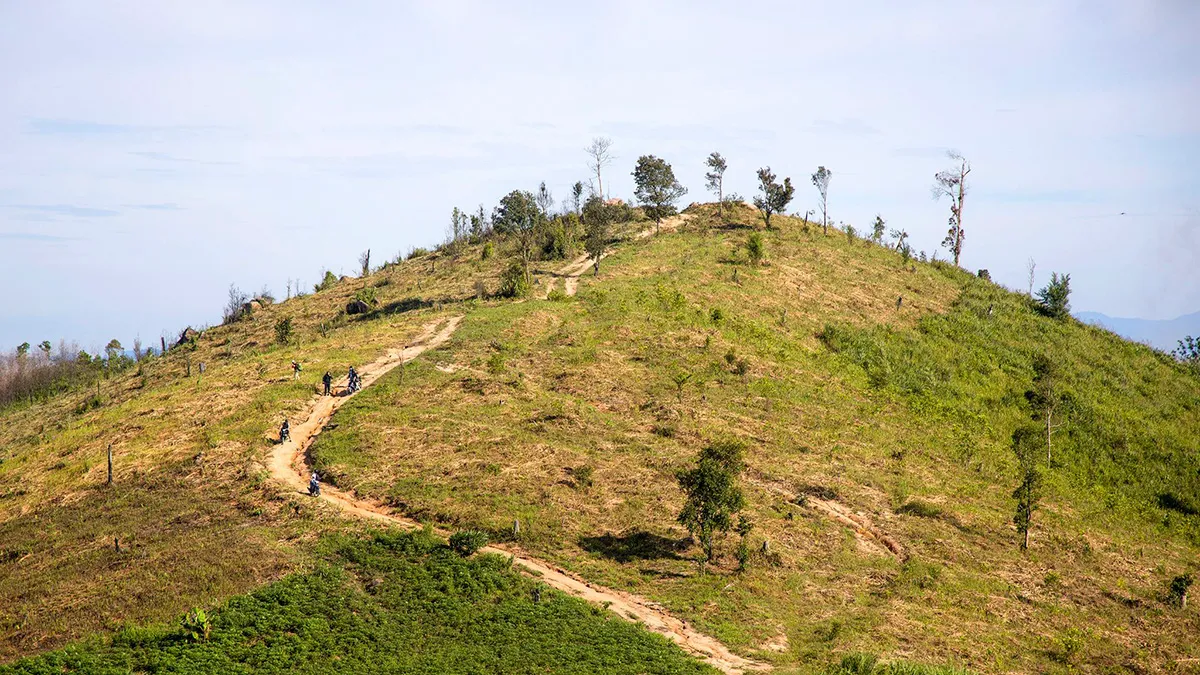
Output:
[130, 151, 236, 166]
[0, 232, 77, 242]
[26, 118, 224, 136]
[3, 204, 120, 217]
[123, 203, 184, 211]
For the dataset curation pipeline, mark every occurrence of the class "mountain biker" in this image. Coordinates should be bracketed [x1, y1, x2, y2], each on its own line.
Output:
[280, 419, 290, 442]
[308, 470, 321, 497]
[322, 371, 332, 396]
[347, 366, 359, 393]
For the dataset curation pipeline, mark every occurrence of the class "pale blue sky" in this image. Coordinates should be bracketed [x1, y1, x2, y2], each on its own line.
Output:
[1, 1, 1197, 349]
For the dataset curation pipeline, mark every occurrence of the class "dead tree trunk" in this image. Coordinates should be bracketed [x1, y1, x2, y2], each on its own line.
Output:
[107, 443, 113, 485]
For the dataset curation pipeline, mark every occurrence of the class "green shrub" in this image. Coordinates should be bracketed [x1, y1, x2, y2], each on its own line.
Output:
[835, 653, 880, 675]
[481, 241, 494, 261]
[407, 247, 430, 260]
[569, 465, 594, 490]
[710, 307, 725, 323]
[1036, 272, 1072, 319]
[1054, 627, 1085, 664]
[180, 608, 211, 642]
[1169, 574, 1193, 607]
[498, 261, 530, 298]
[651, 424, 676, 438]
[274, 317, 293, 346]
[314, 270, 338, 293]
[448, 529, 488, 557]
[353, 287, 378, 306]
[746, 232, 764, 265]
[897, 499, 944, 519]
[547, 288, 568, 302]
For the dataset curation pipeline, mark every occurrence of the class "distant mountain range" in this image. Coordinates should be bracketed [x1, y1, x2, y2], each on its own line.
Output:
[1075, 310, 1200, 352]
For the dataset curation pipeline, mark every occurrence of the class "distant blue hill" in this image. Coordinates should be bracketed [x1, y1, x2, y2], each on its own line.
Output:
[1075, 310, 1200, 352]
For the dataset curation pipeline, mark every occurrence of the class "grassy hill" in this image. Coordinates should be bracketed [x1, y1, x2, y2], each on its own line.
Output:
[1, 202, 1196, 673]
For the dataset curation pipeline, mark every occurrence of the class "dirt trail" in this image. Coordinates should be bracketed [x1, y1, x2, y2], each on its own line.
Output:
[549, 213, 692, 297]
[747, 474, 904, 559]
[267, 314, 766, 674]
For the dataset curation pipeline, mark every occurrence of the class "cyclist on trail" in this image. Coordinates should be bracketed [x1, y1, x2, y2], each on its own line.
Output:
[308, 470, 321, 497]
[347, 366, 360, 393]
[322, 371, 333, 396]
[279, 419, 290, 443]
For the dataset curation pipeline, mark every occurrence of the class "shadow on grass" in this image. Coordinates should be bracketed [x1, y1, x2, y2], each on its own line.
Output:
[579, 530, 687, 564]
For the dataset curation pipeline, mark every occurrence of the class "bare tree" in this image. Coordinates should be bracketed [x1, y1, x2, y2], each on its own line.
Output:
[585, 137, 614, 200]
[932, 151, 971, 266]
[536, 181, 555, 217]
[1026, 257, 1037, 295]
[811, 166, 832, 235]
[704, 152, 728, 220]
[222, 284, 249, 324]
[358, 249, 371, 277]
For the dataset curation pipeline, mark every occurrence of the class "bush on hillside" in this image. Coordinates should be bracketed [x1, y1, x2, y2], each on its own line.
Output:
[497, 261, 530, 298]
[746, 232, 764, 265]
[353, 287, 378, 307]
[1169, 574, 1193, 608]
[275, 317, 293, 346]
[1036, 272, 1072, 319]
[314, 270, 338, 293]
[1172, 335, 1199, 367]
[448, 530, 488, 557]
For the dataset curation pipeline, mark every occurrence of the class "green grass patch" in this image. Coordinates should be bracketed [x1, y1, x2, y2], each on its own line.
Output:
[1, 530, 713, 674]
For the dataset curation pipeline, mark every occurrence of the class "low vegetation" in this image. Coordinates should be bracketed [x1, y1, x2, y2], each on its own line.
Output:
[0, 530, 713, 674]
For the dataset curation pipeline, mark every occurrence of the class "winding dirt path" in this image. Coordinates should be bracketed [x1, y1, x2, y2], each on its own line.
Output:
[267, 314, 766, 674]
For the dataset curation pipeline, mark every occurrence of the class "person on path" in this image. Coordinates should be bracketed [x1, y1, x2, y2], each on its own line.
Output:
[308, 470, 321, 497]
[322, 371, 332, 396]
[291, 360, 302, 380]
[348, 366, 359, 393]
[280, 419, 290, 442]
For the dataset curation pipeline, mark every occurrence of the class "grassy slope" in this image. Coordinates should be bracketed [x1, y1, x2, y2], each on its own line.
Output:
[0, 530, 713, 674]
[307, 204, 1200, 673]
[0, 243, 508, 659]
[0, 203, 1196, 673]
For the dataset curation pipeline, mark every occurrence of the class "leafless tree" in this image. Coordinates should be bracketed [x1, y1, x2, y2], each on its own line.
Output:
[1026, 257, 1037, 295]
[585, 137, 614, 200]
[933, 151, 971, 266]
[223, 284, 249, 324]
[358, 249, 371, 277]
[536, 182, 554, 217]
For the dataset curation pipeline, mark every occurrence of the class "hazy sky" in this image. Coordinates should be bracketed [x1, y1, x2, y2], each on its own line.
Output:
[2, 1, 1197, 350]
